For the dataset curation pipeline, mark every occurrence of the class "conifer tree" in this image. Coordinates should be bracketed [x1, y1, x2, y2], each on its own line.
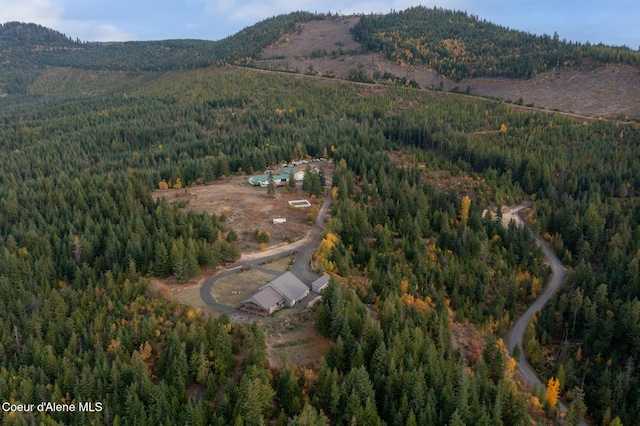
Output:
[267, 173, 276, 197]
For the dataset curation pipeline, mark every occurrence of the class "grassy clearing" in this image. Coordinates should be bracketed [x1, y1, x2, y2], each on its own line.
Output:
[272, 338, 313, 349]
[260, 255, 294, 272]
[212, 269, 279, 307]
[172, 285, 214, 313]
[265, 309, 331, 368]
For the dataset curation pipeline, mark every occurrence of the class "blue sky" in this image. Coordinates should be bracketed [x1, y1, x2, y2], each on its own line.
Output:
[1, 0, 638, 49]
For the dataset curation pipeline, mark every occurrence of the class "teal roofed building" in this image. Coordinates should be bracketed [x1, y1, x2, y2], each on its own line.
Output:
[248, 168, 302, 187]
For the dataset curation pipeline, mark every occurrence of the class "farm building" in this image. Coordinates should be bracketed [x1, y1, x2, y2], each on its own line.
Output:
[311, 274, 331, 293]
[248, 168, 302, 187]
[241, 271, 310, 316]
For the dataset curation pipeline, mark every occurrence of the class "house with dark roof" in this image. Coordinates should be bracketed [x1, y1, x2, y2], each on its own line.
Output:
[241, 271, 310, 316]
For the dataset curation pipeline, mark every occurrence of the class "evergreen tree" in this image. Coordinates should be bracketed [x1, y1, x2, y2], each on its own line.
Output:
[277, 368, 303, 417]
[267, 173, 276, 197]
[288, 170, 296, 188]
[288, 403, 330, 426]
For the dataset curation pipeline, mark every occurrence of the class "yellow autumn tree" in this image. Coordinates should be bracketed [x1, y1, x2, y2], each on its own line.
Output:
[316, 232, 339, 272]
[459, 195, 471, 222]
[158, 180, 169, 190]
[531, 277, 541, 298]
[546, 377, 560, 407]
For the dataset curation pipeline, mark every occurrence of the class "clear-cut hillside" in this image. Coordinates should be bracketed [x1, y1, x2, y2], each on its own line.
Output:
[254, 15, 640, 119]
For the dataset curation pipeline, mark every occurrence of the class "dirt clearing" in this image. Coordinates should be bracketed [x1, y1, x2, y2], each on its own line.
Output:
[387, 150, 489, 200]
[148, 276, 221, 317]
[264, 308, 331, 368]
[152, 167, 332, 253]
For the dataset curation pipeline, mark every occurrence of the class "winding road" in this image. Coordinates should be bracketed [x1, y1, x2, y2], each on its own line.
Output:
[199, 191, 582, 419]
[504, 204, 586, 423]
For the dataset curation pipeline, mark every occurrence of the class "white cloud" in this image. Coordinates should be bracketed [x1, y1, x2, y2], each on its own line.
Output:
[0, 0, 64, 26]
[66, 22, 136, 42]
[0, 0, 135, 41]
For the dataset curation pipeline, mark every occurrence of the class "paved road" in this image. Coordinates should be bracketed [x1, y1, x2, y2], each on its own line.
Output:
[199, 187, 332, 317]
[504, 205, 586, 423]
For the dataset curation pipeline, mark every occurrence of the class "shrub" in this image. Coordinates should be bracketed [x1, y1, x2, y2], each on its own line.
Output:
[255, 230, 271, 244]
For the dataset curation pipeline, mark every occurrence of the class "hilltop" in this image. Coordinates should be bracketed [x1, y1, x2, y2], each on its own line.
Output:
[253, 10, 640, 119]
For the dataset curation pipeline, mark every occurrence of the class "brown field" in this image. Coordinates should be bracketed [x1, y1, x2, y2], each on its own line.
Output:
[152, 164, 333, 254]
[172, 284, 212, 313]
[211, 269, 279, 308]
[149, 273, 220, 312]
[264, 308, 331, 368]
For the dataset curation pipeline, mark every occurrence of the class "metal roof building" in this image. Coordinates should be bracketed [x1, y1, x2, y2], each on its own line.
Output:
[260, 271, 310, 306]
[241, 271, 310, 316]
[311, 274, 331, 293]
[248, 168, 300, 187]
[241, 286, 285, 316]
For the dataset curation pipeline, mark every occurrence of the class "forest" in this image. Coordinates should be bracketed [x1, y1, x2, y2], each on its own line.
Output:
[1, 9, 639, 426]
[352, 6, 640, 80]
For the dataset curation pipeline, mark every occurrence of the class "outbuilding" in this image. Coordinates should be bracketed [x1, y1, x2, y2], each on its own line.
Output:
[311, 274, 331, 293]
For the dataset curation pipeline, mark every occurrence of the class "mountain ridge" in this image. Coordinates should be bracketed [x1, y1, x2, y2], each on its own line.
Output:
[2, 8, 639, 118]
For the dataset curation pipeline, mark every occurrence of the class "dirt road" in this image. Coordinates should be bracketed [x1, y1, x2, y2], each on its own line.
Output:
[504, 204, 588, 423]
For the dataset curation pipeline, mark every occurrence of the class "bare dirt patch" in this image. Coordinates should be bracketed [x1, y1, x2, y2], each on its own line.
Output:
[172, 284, 211, 313]
[212, 269, 279, 308]
[261, 18, 361, 60]
[152, 170, 332, 253]
[465, 63, 640, 119]
[264, 308, 331, 368]
[450, 309, 484, 367]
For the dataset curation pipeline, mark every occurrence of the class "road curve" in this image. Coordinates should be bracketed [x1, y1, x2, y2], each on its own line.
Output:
[504, 205, 585, 422]
[505, 205, 568, 385]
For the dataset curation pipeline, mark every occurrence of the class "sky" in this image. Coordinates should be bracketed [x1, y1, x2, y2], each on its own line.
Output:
[1, 0, 638, 49]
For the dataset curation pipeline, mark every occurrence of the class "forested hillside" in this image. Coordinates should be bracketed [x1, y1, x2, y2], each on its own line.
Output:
[352, 6, 640, 81]
[0, 12, 320, 94]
